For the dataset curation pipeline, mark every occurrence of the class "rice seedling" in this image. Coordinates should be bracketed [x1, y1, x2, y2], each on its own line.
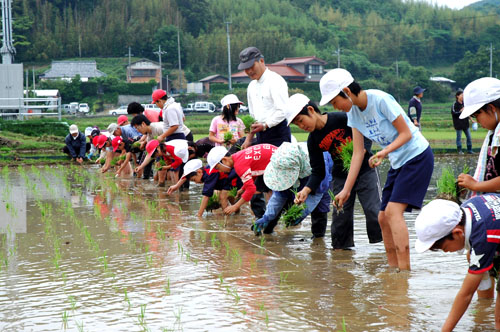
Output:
[110, 156, 121, 167]
[164, 278, 171, 295]
[223, 131, 233, 143]
[138, 304, 147, 327]
[337, 317, 347, 332]
[219, 274, 224, 285]
[436, 165, 468, 203]
[155, 159, 167, 171]
[62, 310, 69, 328]
[211, 233, 221, 250]
[68, 295, 77, 311]
[281, 203, 306, 227]
[227, 187, 238, 199]
[337, 139, 354, 172]
[204, 193, 220, 212]
[328, 190, 343, 215]
[132, 141, 141, 149]
[280, 271, 289, 284]
[173, 307, 183, 323]
[76, 320, 84, 332]
[260, 236, 266, 247]
[241, 115, 255, 132]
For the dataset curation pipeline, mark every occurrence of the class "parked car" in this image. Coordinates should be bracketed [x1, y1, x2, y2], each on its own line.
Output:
[108, 105, 128, 116]
[194, 101, 216, 113]
[184, 103, 194, 112]
[62, 104, 72, 114]
[78, 103, 90, 114]
[142, 104, 161, 112]
[69, 102, 79, 114]
[239, 105, 249, 113]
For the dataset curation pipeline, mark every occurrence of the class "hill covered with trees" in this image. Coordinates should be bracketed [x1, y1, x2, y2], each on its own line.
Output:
[8, 0, 500, 100]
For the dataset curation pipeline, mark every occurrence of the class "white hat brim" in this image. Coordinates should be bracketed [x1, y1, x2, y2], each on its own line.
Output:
[414, 238, 435, 253]
[263, 162, 298, 191]
[319, 90, 340, 106]
[460, 102, 486, 119]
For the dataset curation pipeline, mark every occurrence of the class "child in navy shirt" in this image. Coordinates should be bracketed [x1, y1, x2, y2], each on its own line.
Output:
[415, 194, 500, 331]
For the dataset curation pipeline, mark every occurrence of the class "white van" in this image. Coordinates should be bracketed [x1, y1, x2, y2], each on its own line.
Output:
[194, 101, 216, 113]
[69, 102, 79, 114]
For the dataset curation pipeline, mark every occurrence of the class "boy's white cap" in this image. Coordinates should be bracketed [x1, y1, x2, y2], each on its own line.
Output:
[107, 123, 119, 135]
[414, 199, 463, 253]
[168, 139, 189, 163]
[69, 124, 79, 134]
[319, 68, 354, 106]
[285, 94, 310, 125]
[207, 146, 228, 172]
[84, 127, 93, 136]
[221, 94, 243, 108]
[181, 159, 203, 179]
[460, 77, 500, 119]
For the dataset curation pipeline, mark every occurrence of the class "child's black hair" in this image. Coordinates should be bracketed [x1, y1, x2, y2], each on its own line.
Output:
[160, 95, 168, 101]
[185, 169, 202, 181]
[481, 98, 500, 112]
[338, 81, 362, 99]
[455, 90, 463, 98]
[222, 104, 239, 123]
[430, 208, 466, 251]
[297, 101, 321, 117]
[127, 102, 144, 115]
[131, 114, 151, 127]
[187, 141, 197, 158]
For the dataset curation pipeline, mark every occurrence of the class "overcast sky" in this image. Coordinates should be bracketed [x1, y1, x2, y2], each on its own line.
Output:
[418, 0, 482, 9]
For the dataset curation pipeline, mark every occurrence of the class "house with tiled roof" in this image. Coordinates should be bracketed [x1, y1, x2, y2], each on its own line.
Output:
[231, 56, 327, 83]
[199, 74, 228, 93]
[40, 60, 106, 82]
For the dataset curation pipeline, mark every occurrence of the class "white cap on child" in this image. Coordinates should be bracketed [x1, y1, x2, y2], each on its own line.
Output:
[319, 68, 354, 106]
[460, 77, 500, 119]
[414, 199, 463, 253]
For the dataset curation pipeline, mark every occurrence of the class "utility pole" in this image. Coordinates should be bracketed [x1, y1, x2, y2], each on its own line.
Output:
[489, 43, 495, 77]
[333, 46, 340, 68]
[395, 59, 400, 103]
[1, 0, 16, 64]
[32, 67, 35, 91]
[225, 18, 232, 91]
[176, 11, 182, 93]
[125, 47, 134, 82]
[153, 45, 167, 90]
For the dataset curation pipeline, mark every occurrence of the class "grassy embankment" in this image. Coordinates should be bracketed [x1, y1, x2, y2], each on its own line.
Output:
[0, 102, 486, 164]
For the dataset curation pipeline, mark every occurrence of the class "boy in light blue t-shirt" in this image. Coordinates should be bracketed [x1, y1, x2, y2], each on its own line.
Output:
[319, 68, 434, 271]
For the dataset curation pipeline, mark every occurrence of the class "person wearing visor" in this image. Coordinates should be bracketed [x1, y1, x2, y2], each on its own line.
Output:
[319, 68, 433, 270]
[415, 194, 500, 331]
[457, 77, 500, 196]
[238, 46, 291, 149]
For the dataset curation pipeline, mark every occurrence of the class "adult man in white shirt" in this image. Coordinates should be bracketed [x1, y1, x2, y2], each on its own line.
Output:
[239, 47, 291, 149]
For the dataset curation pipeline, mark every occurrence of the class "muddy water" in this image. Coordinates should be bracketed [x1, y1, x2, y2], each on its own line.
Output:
[0, 156, 493, 331]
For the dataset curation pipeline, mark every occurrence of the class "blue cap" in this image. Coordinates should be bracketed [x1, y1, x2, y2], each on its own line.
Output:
[413, 86, 426, 95]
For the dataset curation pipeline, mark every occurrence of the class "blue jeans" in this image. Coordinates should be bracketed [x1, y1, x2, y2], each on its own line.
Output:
[255, 189, 326, 229]
[456, 128, 472, 152]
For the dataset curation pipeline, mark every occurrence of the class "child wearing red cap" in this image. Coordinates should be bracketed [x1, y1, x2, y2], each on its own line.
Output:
[111, 136, 133, 177]
[93, 134, 113, 173]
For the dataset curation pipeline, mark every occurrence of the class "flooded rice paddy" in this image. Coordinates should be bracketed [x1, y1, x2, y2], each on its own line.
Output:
[0, 155, 493, 331]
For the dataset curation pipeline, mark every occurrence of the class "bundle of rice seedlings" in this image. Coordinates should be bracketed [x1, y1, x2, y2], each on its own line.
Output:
[205, 193, 220, 212]
[436, 166, 467, 204]
[155, 159, 167, 171]
[241, 115, 255, 132]
[119, 155, 126, 161]
[99, 158, 105, 165]
[110, 157, 120, 166]
[281, 203, 306, 227]
[224, 131, 233, 143]
[337, 139, 353, 172]
[228, 186, 238, 198]
[131, 141, 141, 149]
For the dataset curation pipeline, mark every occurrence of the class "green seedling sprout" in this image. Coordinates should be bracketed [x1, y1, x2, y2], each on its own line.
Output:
[165, 278, 171, 295]
[155, 159, 167, 171]
[436, 166, 464, 204]
[281, 189, 306, 227]
[205, 193, 220, 212]
[228, 186, 238, 199]
[337, 139, 354, 172]
[329, 189, 343, 215]
[241, 115, 256, 132]
[62, 310, 69, 328]
[223, 131, 233, 143]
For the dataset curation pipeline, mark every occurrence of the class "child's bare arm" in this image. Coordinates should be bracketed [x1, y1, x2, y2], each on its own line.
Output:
[198, 196, 210, 217]
[442, 272, 483, 332]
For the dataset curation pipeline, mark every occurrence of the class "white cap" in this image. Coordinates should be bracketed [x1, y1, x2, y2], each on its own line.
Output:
[181, 159, 203, 179]
[319, 68, 354, 106]
[69, 124, 78, 134]
[221, 94, 243, 108]
[84, 127, 93, 137]
[107, 123, 119, 135]
[167, 139, 189, 163]
[414, 199, 463, 253]
[460, 77, 500, 119]
[207, 146, 228, 172]
[285, 94, 310, 125]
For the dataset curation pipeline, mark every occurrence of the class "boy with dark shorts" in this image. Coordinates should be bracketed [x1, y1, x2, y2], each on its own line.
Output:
[415, 194, 500, 331]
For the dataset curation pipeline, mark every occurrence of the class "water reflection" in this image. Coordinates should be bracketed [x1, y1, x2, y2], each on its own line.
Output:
[0, 156, 488, 331]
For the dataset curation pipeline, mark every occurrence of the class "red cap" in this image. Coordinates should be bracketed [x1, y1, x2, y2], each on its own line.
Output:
[112, 136, 123, 152]
[117, 115, 128, 126]
[146, 139, 160, 156]
[151, 89, 167, 104]
[95, 134, 108, 149]
[92, 135, 100, 147]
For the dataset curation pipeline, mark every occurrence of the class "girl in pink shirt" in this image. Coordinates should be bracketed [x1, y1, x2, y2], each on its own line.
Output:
[209, 94, 245, 147]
